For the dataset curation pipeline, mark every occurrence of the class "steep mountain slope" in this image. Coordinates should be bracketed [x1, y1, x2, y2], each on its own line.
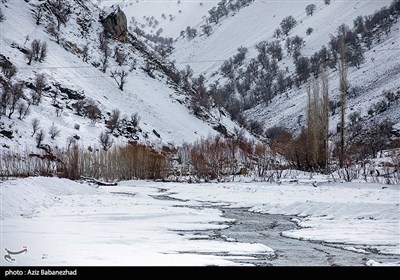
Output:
[96, 0, 216, 38]
[0, 0, 240, 152]
[168, 0, 400, 133]
[172, 0, 394, 75]
[248, 28, 400, 133]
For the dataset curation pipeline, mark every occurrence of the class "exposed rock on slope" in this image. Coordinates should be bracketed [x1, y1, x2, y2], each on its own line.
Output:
[101, 6, 128, 41]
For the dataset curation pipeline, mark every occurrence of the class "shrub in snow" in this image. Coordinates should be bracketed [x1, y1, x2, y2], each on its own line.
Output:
[185, 26, 197, 39]
[131, 112, 140, 128]
[106, 109, 120, 133]
[82, 99, 101, 123]
[1, 61, 17, 79]
[202, 25, 212, 36]
[99, 132, 113, 151]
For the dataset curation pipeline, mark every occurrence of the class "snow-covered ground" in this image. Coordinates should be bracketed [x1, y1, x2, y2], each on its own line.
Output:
[1, 176, 399, 266]
[0, 177, 272, 266]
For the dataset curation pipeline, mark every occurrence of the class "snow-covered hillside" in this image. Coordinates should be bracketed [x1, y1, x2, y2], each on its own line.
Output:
[249, 25, 400, 133]
[172, 0, 394, 75]
[0, 0, 240, 152]
[96, 0, 216, 38]
[168, 0, 400, 132]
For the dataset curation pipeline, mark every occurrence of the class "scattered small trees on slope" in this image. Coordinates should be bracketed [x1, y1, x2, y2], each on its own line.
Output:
[26, 40, 47, 65]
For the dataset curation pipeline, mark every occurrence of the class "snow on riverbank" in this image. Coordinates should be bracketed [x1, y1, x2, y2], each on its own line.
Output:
[0, 177, 273, 266]
[1, 177, 399, 266]
[163, 179, 400, 256]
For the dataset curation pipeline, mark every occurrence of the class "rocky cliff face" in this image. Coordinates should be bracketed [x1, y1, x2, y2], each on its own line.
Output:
[101, 6, 127, 41]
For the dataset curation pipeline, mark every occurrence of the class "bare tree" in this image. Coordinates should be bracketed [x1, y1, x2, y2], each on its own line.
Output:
[267, 40, 283, 61]
[32, 5, 44, 25]
[110, 69, 128, 91]
[305, 66, 330, 171]
[131, 112, 140, 127]
[305, 4, 317, 16]
[321, 66, 329, 172]
[32, 39, 41, 61]
[99, 132, 113, 151]
[202, 24, 212, 36]
[143, 59, 156, 77]
[280, 16, 297, 36]
[1, 63, 17, 79]
[17, 101, 30, 120]
[46, 22, 60, 44]
[39, 42, 47, 62]
[185, 26, 197, 39]
[36, 129, 45, 147]
[49, 0, 71, 31]
[31, 118, 40, 137]
[0, 84, 10, 117]
[26, 50, 34, 65]
[86, 101, 101, 123]
[82, 42, 90, 62]
[338, 36, 348, 168]
[24, 35, 30, 45]
[129, 58, 137, 72]
[100, 45, 111, 73]
[32, 73, 46, 105]
[26, 40, 47, 64]
[99, 32, 109, 53]
[49, 123, 61, 139]
[7, 82, 24, 119]
[106, 109, 120, 132]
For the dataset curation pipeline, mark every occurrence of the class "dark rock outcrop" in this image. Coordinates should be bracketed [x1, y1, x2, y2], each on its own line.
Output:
[101, 6, 127, 41]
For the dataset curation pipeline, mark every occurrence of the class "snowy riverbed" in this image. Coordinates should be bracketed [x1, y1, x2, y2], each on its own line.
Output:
[1, 177, 399, 266]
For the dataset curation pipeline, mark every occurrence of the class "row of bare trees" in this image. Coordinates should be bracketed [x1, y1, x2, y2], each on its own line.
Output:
[0, 143, 169, 181]
[176, 135, 282, 181]
[1, 131, 398, 183]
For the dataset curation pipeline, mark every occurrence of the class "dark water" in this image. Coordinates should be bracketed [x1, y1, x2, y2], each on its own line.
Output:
[217, 208, 400, 266]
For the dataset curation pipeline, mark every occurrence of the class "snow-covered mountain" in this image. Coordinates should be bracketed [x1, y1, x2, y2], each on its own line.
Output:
[0, 0, 241, 152]
[167, 0, 400, 133]
[172, 0, 394, 74]
[1, 0, 399, 154]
